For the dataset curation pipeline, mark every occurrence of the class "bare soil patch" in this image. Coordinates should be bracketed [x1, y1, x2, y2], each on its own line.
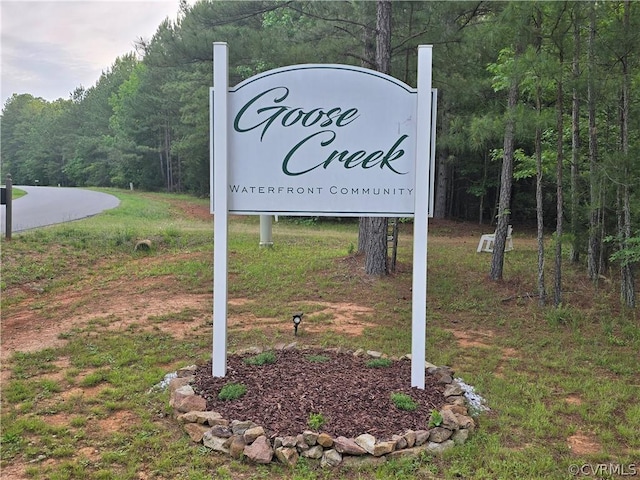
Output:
[567, 431, 602, 455]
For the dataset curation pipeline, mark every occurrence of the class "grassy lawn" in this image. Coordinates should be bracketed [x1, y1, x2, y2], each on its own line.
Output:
[1, 190, 638, 479]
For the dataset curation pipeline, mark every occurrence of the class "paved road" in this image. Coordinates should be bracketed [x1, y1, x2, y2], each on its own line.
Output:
[1, 186, 120, 234]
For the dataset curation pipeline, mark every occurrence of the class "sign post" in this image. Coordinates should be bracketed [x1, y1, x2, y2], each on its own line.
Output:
[211, 43, 435, 387]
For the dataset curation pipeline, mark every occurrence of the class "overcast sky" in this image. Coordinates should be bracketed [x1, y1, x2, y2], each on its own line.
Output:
[1, 0, 188, 107]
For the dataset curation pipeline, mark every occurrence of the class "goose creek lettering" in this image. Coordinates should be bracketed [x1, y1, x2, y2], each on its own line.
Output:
[233, 86, 409, 177]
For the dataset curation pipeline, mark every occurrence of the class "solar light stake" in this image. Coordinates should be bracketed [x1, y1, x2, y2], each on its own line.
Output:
[292, 313, 303, 336]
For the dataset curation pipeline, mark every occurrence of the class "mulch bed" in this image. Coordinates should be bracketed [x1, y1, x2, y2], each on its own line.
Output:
[192, 348, 447, 440]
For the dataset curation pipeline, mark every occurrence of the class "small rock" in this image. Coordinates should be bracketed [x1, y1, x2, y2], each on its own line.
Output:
[334, 436, 366, 456]
[275, 447, 299, 467]
[273, 437, 283, 449]
[353, 348, 365, 357]
[281, 435, 297, 448]
[424, 440, 455, 454]
[295, 434, 309, 451]
[429, 427, 453, 443]
[455, 414, 476, 430]
[231, 420, 256, 435]
[442, 404, 469, 416]
[302, 430, 318, 446]
[451, 428, 470, 445]
[366, 350, 383, 358]
[176, 365, 197, 377]
[168, 377, 192, 394]
[414, 430, 430, 446]
[391, 434, 407, 450]
[243, 426, 265, 444]
[243, 435, 273, 464]
[183, 423, 209, 443]
[443, 383, 464, 397]
[202, 432, 230, 453]
[179, 411, 224, 425]
[354, 433, 376, 455]
[372, 440, 396, 457]
[301, 445, 324, 459]
[209, 425, 233, 438]
[448, 395, 467, 406]
[320, 449, 342, 468]
[229, 436, 246, 459]
[284, 342, 298, 350]
[441, 409, 460, 430]
[403, 430, 416, 448]
[273, 342, 287, 350]
[170, 386, 207, 413]
[317, 433, 333, 448]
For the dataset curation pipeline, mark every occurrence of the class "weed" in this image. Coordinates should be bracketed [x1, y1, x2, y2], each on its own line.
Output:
[366, 358, 393, 368]
[428, 409, 443, 427]
[307, 413, 326, 430]
[243, 351, 277, 366]
[390, 393, 418, 411]
[305, 354, 330, 363]
[218, 383, 247, 401]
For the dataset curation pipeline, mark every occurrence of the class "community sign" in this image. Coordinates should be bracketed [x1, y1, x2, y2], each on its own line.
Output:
[211, 43, 435, 387]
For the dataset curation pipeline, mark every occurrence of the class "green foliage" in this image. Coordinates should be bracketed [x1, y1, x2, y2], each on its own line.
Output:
[428, 409, 444, 428]
[365, 358, 393, 368]
[243, 351, 277, 366]
[307, 413, 326, 431]
[390, 393, 418, 412]
[217, 383, 247, 401]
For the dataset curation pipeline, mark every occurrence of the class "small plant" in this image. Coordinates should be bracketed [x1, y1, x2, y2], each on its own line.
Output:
[307, 413, 326, 430]
[428, 409, 443, 427]
[217, 382, 247, 401]
[390, 392, 418, 411]
[366, 358, 392, 368]
[243, 351, 276, 366]
[305, 354, 330, 363]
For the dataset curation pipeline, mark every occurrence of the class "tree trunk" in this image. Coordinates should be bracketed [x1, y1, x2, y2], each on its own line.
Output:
[534, 7, 545, 306]
[569, 4, 581, 264]
[362, 0, 392, 275]
[554, 56, 564, 308]
[489, 75, 518, 281]
[618, 0, 635, 308]
[587, 2, 601, 282]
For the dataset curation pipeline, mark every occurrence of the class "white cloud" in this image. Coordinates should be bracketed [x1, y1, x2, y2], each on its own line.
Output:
[1, 0, 185, 105]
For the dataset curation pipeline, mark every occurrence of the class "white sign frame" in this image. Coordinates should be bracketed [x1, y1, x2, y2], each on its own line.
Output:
[211, 42, 434, 388]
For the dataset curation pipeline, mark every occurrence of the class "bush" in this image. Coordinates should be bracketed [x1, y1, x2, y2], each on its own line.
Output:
[218, 383, 247, 401]
[243, 351, 276, 366]
[390, 392, 418, 411]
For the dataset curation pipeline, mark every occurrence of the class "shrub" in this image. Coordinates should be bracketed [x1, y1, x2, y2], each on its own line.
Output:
[243, 351, 276, 366]
[390, 392, 418, 411]
[218, 383, 247, 401]
[366, 358, 392, 368]
[307, 413, 326, 430]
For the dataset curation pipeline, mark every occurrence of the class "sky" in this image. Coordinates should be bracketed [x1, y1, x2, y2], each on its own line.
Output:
[1, 0, 189, 107]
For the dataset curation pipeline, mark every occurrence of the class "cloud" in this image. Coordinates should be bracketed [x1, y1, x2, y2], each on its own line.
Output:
[1, 0, 183, 105]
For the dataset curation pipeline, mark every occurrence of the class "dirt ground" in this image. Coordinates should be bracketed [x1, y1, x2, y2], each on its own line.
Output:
[0, 213, 602, 479]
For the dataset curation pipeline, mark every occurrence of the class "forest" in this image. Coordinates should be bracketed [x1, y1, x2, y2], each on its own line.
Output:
[1, 1, 638, 307]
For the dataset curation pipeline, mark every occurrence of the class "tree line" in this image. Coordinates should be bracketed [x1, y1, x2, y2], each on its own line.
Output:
[1, 1, 638, 306]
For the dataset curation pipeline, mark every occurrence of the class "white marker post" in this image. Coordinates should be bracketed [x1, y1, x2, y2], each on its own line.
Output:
[411, 46, 433, 389]
[212, 43, 229, 377]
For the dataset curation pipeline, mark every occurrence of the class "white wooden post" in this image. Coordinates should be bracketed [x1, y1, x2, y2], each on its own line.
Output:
[212, 42, 229, 377]
[411, 45, 433, 389]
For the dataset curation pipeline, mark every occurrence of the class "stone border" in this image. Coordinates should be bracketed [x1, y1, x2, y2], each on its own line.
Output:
[167, 348, 476, 468]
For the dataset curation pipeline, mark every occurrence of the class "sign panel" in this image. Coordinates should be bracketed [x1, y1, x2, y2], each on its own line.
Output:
[211, 43, 434, 388]
[214, 65, 421, 217]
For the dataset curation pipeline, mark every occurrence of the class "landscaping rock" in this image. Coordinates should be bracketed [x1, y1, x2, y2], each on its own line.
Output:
[302, 430, 318, 446]
[334, 436, 366, 455]
[301, 445, 324, 459]
[317, 433, 333, 448]
[372, 440, 396, 457]
[243, 426, 265, 444]
[202, 431, 230, 453]
[231, 420, 256, 435]
[229, 436, 246, 459]
[354, 433, 376, 455]
[183, 423, 209, 443]
[244, 436, 273, 464]
[320, 449, 342, 468]
[429, 427, 453, 443]
[275, 447, 299, 467]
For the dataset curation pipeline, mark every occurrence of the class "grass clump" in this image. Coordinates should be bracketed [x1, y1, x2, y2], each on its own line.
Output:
[390, 392, 418, 411]
[243, 351, 276, 366]
[428, 409, 443, 427]
[217, 383, 247, 401]
[366, 358, 393, 368]
[307, 413, 326, 430]
[305, 354, 330, 363]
